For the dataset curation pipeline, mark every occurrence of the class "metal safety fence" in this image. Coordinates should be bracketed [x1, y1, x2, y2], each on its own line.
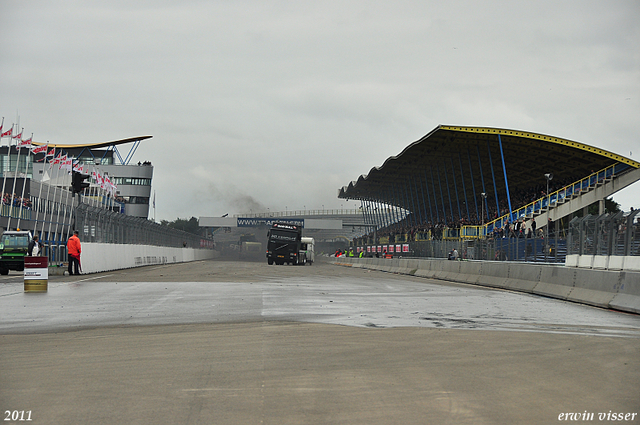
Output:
[74, 203, 206, 248]
[568, 210, 640, 256]
[373, 236, 567, 263]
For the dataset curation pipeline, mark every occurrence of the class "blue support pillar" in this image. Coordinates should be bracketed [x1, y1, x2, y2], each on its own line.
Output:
[416, 175, 428, 225]
[364, 200, 373, 231]
[388, 187, 399, 228]
[476, 145, 490, 221]
[467, 149, 479, 222]
[376, 200, 385, 229]
[372, 200, 381, 229]
[450, 157, 462, 221]
[431, 167, 443, 223]
[386, 188, 398, 229]
[370, 200, 379, 230]
[487, 142, 500, 219]
[405, 179, 417, 227]
[408, 177, 421, 226]
[459, 153, 470, 221]
[396, 183, 407, 228]
[498, 134, 514, 222]
[424, 170, 435, 223]
[440, 163, 455, 223]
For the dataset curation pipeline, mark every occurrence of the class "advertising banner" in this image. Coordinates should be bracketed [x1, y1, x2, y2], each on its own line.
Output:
[24, 256, 48, 292]
[237, 217, 304, 228]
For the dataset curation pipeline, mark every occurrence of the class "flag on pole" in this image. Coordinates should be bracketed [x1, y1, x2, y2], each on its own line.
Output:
[1, 127, 13, 138]
[12, 129, 22, 141]
[46, 147, 55, 157]
[30, 144, 47, 155]
[18, 134, 33, 149]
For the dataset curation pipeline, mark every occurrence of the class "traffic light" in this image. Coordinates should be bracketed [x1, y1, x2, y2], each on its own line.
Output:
[71, 171, 90, 194]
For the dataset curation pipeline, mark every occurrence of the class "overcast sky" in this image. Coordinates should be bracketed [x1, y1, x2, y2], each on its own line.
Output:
[1, 1, 638, 221]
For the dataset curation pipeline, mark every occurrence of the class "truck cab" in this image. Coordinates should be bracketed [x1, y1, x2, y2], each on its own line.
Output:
[266, 223, 302, 265]
[0, 230, 33, 275]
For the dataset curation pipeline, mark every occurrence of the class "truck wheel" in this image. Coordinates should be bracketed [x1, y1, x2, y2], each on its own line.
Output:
[0, 268, 8, 275]
[268, 259, 273, 265]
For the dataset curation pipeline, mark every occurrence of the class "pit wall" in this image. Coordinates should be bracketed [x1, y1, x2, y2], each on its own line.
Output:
[330, 257, 640, 315]
[73, 243, 217, 274]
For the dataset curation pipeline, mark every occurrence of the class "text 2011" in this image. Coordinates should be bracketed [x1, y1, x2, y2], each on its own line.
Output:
[4, 411, 32, 421]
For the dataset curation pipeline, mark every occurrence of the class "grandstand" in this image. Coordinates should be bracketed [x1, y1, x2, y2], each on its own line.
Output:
[338, 125, 640, 259]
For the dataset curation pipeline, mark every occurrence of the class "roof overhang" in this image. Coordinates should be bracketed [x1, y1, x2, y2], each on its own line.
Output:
[31, 135, 152, 149]
[339, 125, 638, 203]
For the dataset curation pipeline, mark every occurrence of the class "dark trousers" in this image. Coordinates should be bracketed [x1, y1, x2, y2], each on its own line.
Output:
[68, 254, 80, 275]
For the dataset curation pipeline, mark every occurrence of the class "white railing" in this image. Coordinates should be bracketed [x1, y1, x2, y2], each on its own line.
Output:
[235, 209, 364, 218]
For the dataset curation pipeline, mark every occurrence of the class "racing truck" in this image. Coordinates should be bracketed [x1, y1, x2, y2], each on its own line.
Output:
[0, 230, 33, 275]
[266, 222, 304, 265]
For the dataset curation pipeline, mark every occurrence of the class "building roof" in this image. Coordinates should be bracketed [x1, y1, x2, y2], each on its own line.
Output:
[31, 135, 152, 149]
[338, 125, 638, 209]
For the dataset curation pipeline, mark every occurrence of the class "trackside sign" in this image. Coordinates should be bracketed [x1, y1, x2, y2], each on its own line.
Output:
[237, 218, 304, 227]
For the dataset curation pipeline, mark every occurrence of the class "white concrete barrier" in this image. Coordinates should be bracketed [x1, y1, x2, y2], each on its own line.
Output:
[414, 260, 436, 278]
[608, 256, 625, 270]
[477, 262, 510, 289]
[609, 272, 640, 314]
[567, 268, 619, 308]
[592, 256, 609, 270]
[458, 261, 482, 284]
[505, 263, 541, 293]
[80, 243, 216, 274]
[625, 257, 640, 272]
[567, 255, 639, 272]
[532, 266, 576, 300]
[565, 254, 579, 268]
[577, 255, 595, 269]
[330, 256, 640, 315]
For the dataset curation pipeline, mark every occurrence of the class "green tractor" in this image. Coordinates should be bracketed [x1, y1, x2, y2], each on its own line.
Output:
[0, 230, 33, 275]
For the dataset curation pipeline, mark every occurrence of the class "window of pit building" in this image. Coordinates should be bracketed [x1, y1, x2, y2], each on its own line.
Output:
[112, 177, 151, 186]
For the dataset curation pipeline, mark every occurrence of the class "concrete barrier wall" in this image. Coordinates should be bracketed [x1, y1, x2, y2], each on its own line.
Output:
[328, 256, 640, 315]
[80, 243, 217, 274]
[568, 254, 640, 272]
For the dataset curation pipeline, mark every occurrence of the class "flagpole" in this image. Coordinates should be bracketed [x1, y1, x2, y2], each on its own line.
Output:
[33, 143, 50, 239]
[52, 151, 69, 249]
[1, 124, 14, 226]
[16, 133, 33, 230]
[7, 127, 23, 230]
[46, 151, 61, 250]
[62, 157, 74, 241]
[41, 148, 56, 237]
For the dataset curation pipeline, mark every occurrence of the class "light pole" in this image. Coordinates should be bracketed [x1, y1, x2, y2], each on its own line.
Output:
[481, 192, 487, 235]
[545, 173, 553, 240]
[545, 173, 553, 199]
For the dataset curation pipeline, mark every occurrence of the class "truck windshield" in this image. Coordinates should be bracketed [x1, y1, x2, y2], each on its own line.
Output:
[2, 236, 29, 247]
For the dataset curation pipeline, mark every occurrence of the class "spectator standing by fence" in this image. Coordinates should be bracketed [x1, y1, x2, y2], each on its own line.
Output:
[67, 230, 81, 275]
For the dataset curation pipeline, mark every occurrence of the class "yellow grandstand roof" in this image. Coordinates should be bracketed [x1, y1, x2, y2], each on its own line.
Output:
[339, 125, 638, 206]
[31, 135, 152, 149]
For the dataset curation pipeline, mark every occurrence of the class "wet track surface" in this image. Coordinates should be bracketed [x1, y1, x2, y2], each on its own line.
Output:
[2, 259, 639, 425]
[1, 259, 639, 337]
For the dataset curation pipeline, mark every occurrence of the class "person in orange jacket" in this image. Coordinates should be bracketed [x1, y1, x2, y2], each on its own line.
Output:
[67, 230, 82, 275]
